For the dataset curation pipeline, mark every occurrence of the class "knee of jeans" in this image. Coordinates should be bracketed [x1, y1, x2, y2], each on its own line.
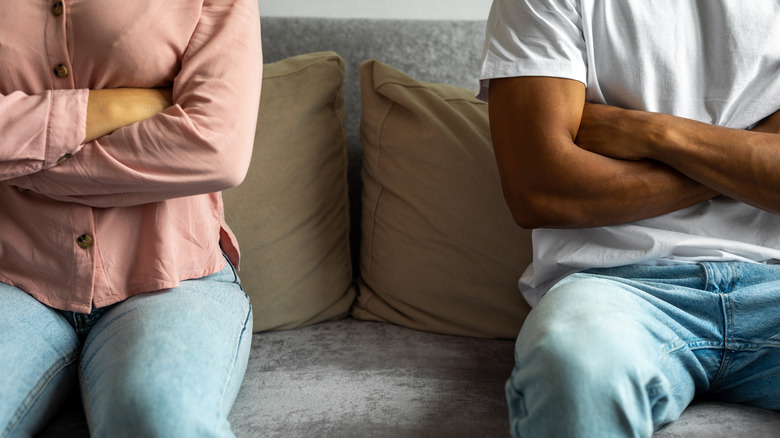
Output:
[517, 313, 655, 396]
[88, 387, 228, 438]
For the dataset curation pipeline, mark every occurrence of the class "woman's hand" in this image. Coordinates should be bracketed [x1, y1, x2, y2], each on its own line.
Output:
[84, 88, 173, 143]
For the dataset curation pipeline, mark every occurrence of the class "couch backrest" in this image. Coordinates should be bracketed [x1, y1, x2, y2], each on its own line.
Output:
[262, 17, 488, 156]
[261, 17, 488, 272]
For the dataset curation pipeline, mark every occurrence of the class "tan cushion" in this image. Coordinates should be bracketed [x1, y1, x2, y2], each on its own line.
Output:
[354, 60, 532, 339]
[223, 52, 355, 332]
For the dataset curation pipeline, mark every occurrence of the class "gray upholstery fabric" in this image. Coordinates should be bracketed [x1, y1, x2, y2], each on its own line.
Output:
[655, 401, 780, 438]
[39, 319, 780, 437]
[230, 319, 514, 437]
[35, 16, 780, 438]
[233, 320, 780, 438]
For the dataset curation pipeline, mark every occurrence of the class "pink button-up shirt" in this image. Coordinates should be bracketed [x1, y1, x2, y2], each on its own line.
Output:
[0, 0, 262, 313]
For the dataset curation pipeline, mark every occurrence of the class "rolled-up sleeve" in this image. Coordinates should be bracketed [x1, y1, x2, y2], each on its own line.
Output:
[12, 0, 263, 208]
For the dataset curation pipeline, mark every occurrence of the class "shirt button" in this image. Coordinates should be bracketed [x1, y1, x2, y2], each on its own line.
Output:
[57, 153, 72, 164]
[52, 1, 64, 16]
[53, 64, 69, 78]
[77, 234, 94, 249]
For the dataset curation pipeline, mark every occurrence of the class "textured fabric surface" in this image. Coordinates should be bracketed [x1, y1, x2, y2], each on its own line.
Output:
[231, 319, 780, 438]
[261, 18, 488, 275]
[354, 60, 532, 339]
[229, 318, 516, 438]
[261, 18, 486, 155]
[36, 319, 780, 437]
[654, 402, 780, 438]
[222, 52, 355, 332]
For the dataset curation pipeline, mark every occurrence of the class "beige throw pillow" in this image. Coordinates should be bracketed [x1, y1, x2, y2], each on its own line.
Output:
[223, 52, 355, 332]
[354, 60, 532, 339]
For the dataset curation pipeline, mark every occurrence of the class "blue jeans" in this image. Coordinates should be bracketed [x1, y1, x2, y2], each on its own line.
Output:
[507, 262, 780, 438]
[0, 255, 252, 438]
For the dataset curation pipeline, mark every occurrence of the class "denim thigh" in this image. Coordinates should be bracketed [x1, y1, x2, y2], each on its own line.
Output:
[585, 262, 780, 408]
[507, 262, 780, 438]
[0, 283, 79, 438]
[79, 257, 253, 438]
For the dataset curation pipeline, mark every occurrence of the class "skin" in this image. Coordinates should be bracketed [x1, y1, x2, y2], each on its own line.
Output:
[83, 88, 172, 143]
[488, 76, 780, 229]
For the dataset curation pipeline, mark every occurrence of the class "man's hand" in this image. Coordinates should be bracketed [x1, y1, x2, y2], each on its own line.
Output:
[753, 108, 780, 134]
[84, 88, 173, 144]
[572, 99, 780, 215]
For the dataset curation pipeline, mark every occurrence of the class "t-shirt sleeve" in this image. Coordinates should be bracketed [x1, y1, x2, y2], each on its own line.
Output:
[478, 0, 588, 101]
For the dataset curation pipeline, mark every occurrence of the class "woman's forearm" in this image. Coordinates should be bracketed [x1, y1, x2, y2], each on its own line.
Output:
[84, 88, 172, 143]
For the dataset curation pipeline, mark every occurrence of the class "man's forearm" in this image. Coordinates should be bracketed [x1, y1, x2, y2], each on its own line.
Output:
[489, 76, 719, 229]
[577, 103, 780, 215]
[650, 114, 780, 214]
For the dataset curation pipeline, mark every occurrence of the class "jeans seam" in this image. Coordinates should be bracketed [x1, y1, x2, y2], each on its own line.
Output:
[1, 348, 79, 438]
[214, 295, 252, 427]
[78, 360, 94, 436]
[725, 340, 780, 350]
[702, 262, 713, 293]
[711, 350, 733, 388]
[724, 294, 735, 350]
[221, 252, 241, 288]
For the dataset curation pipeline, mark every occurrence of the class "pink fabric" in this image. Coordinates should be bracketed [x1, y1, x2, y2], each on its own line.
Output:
[0, 0, 263, 312]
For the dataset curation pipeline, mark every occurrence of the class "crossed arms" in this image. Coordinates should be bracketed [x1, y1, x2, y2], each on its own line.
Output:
[1, 0, 262, 209]
[488, 77, 780, 229]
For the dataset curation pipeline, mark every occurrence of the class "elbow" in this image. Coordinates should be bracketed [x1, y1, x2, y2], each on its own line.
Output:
[501, 183, 583, 230]
[501, 184, 547, 230]
[215, 169, 247, 191]
[198, 126, 254, 192]
[209, 152, 250, 191]
[182, 107, 256, 192]
[510, 211, 543, 231]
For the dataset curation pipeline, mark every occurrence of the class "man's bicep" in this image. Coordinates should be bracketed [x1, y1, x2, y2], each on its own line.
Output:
[488, 76, 585, 179]
[487, 76, 586, 227]
[488, 76, 585, 140]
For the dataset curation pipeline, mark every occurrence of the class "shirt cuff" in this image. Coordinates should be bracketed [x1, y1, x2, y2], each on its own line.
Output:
[45, 88, 89, 168]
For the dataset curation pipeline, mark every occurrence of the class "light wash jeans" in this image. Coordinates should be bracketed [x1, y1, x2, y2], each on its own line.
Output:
[507, 262, 780, 438]
[0, 254, 252, 438]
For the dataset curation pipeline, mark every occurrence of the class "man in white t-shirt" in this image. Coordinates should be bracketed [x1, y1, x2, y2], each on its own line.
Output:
[480, 1, 780, 436]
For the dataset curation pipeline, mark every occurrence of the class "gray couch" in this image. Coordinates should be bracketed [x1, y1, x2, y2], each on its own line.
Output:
[39, 17, 780, 438]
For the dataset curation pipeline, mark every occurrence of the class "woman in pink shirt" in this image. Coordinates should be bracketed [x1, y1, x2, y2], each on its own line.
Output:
[0, 1, 262, 436]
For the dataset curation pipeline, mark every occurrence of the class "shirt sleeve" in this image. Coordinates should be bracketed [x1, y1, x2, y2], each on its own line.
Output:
[0, 89, 88, 180]
[9, 0, 262, 208]
[478, 0, 587, 101]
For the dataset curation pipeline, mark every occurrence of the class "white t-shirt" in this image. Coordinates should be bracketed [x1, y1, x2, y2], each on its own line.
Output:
[480, 0, 780, 306]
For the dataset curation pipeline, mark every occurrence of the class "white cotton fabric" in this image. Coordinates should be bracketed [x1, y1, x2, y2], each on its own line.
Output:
[479, 0, 780, 306]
